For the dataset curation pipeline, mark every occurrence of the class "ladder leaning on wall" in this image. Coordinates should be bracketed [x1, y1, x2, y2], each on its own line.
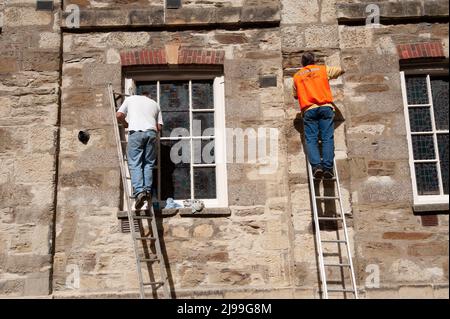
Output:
[107, 83, 170, 299]
[306, 158, 358, 299]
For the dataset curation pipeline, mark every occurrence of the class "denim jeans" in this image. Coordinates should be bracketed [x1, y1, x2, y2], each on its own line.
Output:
[127, 130, 157, 197]
[303, 106, 335, 170]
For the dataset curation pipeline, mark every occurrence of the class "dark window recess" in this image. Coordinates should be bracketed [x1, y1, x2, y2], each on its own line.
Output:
[406, 76, 428, 105]
[420, 214, 439, 227]
[36, 0, 54, 11]
[259, 75, 277, 88]
[431, 77, 449, 131]
[166, 0, 182, 9]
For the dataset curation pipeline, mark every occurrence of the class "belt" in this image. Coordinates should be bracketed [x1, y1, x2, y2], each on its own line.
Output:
[129, 129, 157, 134]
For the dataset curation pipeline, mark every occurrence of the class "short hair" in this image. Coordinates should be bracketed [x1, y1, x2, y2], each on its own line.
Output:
[141, 91, 150, 96]
[302, 52, 316, 67]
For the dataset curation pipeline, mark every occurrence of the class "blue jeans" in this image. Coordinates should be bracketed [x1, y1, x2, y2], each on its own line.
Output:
[127, 130, 157, 197]
[303, 106, 335, 170]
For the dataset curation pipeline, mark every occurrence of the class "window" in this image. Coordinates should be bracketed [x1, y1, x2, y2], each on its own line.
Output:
[400, 71, 449, 209]
[124, 70, 228, 208]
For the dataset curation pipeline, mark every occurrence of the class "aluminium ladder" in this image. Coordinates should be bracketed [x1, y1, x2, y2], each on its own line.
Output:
[306, 158, 358, 299]
[107, 83, 170, 299]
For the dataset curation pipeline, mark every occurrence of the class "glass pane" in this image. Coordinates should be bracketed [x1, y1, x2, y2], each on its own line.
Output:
[194, 167, 216, 199]
[412, 135, 435, 160]
[160, 139, 191, 200]
[193, 112, 214, 137]
[193, 138, 215, 164]
[159, 81, 189, 112]
[438, 134, 449, 194]
[431, 77, 449, 131]
[415, 163, 440, 195]
[161, 111, 189, 137]
[406, 76, 429, 105]
[192, 80, 214, 109]
[136, 82, 157, 101]
[408, 107, 432, 132]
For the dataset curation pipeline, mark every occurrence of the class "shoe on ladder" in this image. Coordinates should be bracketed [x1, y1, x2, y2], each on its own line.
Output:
[323, 168, 335, 179]
[313, 165, 324, 179]
[135, 192, 147, 210]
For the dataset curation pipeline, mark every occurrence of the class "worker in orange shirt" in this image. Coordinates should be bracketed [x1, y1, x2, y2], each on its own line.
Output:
[293, 51, 345, 179]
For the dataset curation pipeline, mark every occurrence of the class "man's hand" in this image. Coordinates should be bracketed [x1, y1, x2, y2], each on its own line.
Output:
[116, 112, 128, 128]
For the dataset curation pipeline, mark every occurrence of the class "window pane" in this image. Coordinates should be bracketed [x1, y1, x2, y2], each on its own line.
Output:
[136, 82, 157, 101]
[193, 112, 215, 136]
[415, 163, 440, 195]
[160, 81, 189, 112]
[406, 76, 429, 105]
[193, 138, 215, 164]
[194, 167, 216, 199]
[431, 77, 449, 131]
[192, 80, 214, 109]
[412, 135, 435, 160]
[161, 111, 189, 137]
[160, 140, 191, 200]
[408, 107, 432, 132]
[438, 134, 449, 194]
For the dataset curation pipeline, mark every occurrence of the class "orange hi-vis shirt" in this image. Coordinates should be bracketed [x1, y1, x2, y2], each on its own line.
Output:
[293, 65, 344, 112]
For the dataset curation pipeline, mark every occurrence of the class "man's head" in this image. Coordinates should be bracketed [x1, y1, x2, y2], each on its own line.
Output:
[141, 91, 150, 97]
[302, 51, 316, 67]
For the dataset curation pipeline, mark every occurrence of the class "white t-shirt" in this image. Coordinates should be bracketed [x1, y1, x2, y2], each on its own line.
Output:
[117, 95, 163, 132]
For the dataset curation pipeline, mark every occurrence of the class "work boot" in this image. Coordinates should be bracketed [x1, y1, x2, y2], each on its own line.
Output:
[313, 166, 323, 179]
[134, 192, 146, 210]
[323, 168, 335, 179]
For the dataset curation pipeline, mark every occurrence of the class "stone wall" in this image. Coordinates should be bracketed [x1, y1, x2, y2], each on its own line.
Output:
[0, 1, 61, 296]
[281, 0, 449, 298]
[0, 0, 448, 298]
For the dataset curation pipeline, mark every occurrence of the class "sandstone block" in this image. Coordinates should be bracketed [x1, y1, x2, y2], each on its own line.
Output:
[281, 0, 319, 24]
[4, 7, 52, 27]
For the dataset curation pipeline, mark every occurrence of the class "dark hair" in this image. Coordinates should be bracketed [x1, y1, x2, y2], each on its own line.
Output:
[302, 52, 316, 67]
[141, 91, 150, 97]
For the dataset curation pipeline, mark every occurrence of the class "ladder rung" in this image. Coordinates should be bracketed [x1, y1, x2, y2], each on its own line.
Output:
[318, 217, 342, 220]
[119, 209, 151, 213]
[132, 215, 153, 220]
[321, 240, 347, 243]
[121, 141, 127, 144]
[143, 281, 164, 286]
[139, 257, 159, 262]
[324, 263, 351, 267]
[316, 196, 339, 200]
[135, 236, 156, 241]
[327, 288, 356, 293]
[314, 177, 336, 181]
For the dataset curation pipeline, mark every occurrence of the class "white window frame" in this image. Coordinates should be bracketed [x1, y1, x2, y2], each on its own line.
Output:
[125, 75, 228, 208]
[400, 71, 449, 207]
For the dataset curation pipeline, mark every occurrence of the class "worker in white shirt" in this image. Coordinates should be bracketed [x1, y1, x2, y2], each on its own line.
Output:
[116, 91, 163, 209]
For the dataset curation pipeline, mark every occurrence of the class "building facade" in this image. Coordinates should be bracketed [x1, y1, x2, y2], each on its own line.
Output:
[0, 0, 448, 298]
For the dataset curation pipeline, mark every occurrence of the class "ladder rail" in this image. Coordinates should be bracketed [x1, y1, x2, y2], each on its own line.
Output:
[107, 83, 146, 298]
[108, 83, 171, 299]
[333, 158, 359, 298]
[307, 161, 329, 299]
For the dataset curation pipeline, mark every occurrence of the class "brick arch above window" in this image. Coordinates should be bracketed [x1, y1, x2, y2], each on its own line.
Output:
[397, 41, 445, 60]
[120, 47, 225, 66]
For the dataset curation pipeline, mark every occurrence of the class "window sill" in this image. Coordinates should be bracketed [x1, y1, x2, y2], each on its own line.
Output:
[413, 202, 449, 213]
[117, 207, 231, 219]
